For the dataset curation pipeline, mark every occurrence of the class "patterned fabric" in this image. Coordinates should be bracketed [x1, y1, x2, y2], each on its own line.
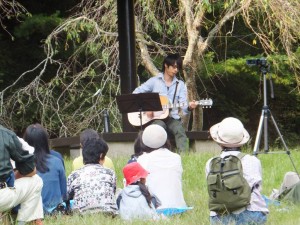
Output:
[67, 164, 118, 215]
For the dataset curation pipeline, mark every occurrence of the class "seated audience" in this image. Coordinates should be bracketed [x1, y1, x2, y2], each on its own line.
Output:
[72, 129, 115, 171]
[23, 123, 67, 215]
[128, 131, 148, 164]
[137, 124, 187, 209]
[117, 162, 159, 220]
[205, 117, 269, 225]
[67, 137, 118, 215]
[271, 171, 300, 204]
[0, 124, 43, 225]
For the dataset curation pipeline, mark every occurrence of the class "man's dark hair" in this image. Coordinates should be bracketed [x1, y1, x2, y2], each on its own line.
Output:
[162, 53, 182, 72]
[82, 138, 108, 164]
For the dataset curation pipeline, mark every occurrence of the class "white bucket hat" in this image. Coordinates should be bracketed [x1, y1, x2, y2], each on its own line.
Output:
[142, 124, 167, 149]
[210, 117, 250, 147]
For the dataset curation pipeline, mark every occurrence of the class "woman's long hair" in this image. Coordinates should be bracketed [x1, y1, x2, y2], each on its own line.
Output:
[135, 181, 152, 208]
[23, 123, 50, 173]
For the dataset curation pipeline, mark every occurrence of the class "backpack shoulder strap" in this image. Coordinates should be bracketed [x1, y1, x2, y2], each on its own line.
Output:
[237, 152, 247, 160]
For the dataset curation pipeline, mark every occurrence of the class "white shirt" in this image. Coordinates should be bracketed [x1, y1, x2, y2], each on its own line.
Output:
[205, 151, 269, 216]
[137, 148, 186, 209]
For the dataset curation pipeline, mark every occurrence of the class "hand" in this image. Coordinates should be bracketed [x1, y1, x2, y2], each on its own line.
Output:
[146, 111, 154, 119]
[188, 100, 197, 110]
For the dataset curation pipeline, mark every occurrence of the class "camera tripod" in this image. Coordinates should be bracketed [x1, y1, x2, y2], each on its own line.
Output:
[252, 62, 299, 174]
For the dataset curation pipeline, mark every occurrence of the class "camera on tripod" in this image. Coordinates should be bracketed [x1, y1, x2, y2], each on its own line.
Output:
[246, 58, 268, 67]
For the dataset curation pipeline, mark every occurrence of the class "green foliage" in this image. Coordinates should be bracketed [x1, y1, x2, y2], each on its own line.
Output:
[14, 12, 62, 39]
[199, 52, 300, 146]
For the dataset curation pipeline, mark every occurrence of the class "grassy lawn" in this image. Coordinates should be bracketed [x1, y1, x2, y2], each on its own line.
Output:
[41, 148, 300, 224]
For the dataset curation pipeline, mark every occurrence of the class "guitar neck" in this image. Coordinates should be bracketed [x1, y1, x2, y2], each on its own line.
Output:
[162, 100, 209, 109]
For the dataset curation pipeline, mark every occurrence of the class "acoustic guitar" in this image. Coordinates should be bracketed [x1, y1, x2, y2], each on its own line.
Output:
[127, 96, 213, 127]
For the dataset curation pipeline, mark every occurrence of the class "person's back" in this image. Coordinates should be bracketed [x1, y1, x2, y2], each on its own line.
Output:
[0, 124, 44, 225]
[68, 164, 117, 214]
[50, 149, 65, 168]
[24, 123, 67, 214]
[118, 162, 159, 220]
[137, 124, 186, 209]
[67, 137, 118, 215]
[119, 185, 158, 220]
[205, 117, 268, 225]
[206, 151, 265, 212]
[138, 149, 185, 208]
[37, 154, 66, 213]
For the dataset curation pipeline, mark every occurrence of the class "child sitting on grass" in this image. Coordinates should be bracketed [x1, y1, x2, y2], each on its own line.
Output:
[117, 162, 160, 221]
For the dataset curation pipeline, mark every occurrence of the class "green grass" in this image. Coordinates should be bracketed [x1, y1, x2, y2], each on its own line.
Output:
[43, 149, 300, 225]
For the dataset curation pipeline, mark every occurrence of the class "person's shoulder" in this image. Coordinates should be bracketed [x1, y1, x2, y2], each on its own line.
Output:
[72, 155, 84, 170]
[137, 152, 149, 160]
[242, 153, 261, 162]
[0, 125, 13, 135]
[104, 156, 115, 170]
[160, 148, 179, 156]
[0, 126, 19, 141]
[50, 149, 63, 159]
[149, 73, 163, 81]
[73, 155, 83, 162]
[94, 164, 116, 175]
[206, 156, 214, 164]
[48, 154, 64, 167]
[177, 79, 185, 85]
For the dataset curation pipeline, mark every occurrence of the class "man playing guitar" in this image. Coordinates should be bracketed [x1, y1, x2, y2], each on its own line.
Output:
[133, 53, 197, 153]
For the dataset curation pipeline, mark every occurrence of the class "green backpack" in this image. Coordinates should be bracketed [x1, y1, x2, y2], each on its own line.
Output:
[207, 153, 251, 214]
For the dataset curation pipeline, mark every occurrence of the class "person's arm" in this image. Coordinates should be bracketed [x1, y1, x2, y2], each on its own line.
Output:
[58, 162, 68, 201]
[176, 82, 197, 114]
[9, 134, 36, 176]
[132, 76, 155, 94]
[66, 173, 75, 200]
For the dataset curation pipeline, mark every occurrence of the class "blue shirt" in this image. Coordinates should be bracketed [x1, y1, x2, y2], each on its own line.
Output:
[133, 73, 189, 119]
[50, 149, 65, 168]
[37, 154, 67, 213]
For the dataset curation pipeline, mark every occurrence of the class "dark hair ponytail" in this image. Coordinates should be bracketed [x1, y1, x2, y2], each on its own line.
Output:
[137, 182, 152, 208]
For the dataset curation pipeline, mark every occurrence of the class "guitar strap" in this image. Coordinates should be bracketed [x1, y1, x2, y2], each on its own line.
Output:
[172, 81, 179, 104]
[170, 81, 179, 115]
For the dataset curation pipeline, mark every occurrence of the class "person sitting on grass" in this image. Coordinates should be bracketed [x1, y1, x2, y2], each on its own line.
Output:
[137, 124, 187, 209]
[23, 123, 67, 215]
[117, 162, 160, 220]
[0, 124, 44, 225]
[67, 137, 118, 215]
[72, 128, 115, 171]
[205, 117, 269, 225]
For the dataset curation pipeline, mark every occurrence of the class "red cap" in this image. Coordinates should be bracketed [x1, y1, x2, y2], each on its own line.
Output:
[123, 162, 149, 186]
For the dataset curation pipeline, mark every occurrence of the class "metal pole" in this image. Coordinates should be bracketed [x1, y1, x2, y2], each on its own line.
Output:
[117, 0, 137, 132]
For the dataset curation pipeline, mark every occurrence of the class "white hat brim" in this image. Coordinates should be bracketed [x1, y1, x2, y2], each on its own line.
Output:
[210, 122, 250, 147]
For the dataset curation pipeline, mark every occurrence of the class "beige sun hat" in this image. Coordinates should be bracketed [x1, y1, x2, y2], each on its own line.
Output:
[210, 117, 250, 147]
[142, 124, 167, 149]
